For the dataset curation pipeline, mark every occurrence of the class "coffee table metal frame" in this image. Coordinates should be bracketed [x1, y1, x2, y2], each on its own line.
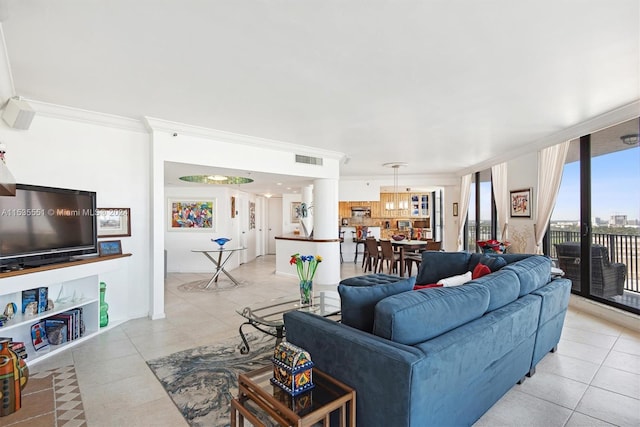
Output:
[230, 365, 356, 427]
[236, 292, 340, 354]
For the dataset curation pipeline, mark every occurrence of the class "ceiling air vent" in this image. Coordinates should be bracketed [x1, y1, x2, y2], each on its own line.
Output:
[295, 154, 323, 166]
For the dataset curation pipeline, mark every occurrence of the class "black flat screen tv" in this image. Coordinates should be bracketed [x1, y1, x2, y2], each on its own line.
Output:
[0, 184, 97, 269]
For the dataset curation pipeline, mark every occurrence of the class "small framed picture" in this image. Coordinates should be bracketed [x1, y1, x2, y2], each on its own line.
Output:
[98, 240, 123, 256]
[291, 202, 301, 223]
[97, 208, 131, 237]
[510, 188, 532, 218]
[453, 202, 459, 217]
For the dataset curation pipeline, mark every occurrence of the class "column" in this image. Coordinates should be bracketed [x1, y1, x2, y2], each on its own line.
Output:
[313, 178, 340, 285]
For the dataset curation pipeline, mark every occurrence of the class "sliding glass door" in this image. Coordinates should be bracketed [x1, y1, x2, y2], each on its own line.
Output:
[551, 118, 639, 314]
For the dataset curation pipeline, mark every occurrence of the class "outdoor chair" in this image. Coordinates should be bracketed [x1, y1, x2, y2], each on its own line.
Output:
[555, 242, 625, 298]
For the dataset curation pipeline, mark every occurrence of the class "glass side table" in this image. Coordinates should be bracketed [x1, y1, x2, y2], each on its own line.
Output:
[231, 365, 356, 427]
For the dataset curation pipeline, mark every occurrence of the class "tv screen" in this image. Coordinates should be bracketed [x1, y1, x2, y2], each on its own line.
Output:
[0, 184, 97, 267]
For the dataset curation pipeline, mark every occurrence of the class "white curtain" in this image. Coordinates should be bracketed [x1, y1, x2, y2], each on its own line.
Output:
[457, 174, 472, 250]
[534, 140, 571, 253]
[491, 162, 509, 241]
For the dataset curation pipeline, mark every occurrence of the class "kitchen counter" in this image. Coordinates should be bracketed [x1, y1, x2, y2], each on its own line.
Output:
[339, 226, 381, 263]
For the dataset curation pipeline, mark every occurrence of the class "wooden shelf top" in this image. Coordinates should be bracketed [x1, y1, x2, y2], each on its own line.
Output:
[0, 253, 132, 279]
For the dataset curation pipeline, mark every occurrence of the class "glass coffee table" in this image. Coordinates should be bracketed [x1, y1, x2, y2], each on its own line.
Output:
[237, 291, 340, 354]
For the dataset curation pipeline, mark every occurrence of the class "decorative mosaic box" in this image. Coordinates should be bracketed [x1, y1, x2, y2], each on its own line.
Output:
[270, 341, 314, 396]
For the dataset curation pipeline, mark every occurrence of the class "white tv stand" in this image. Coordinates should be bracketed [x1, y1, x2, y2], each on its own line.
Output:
[0, 254, 131, 365]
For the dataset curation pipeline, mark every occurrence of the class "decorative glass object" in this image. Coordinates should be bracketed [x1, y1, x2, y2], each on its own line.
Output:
[100, 281, 109, 327]
[299, 280, 313, 307]
[211, 237, 231, 249]
[477, 240, 511, 254]
[271, 341, 314, 396]
[289, 254, 322, 307]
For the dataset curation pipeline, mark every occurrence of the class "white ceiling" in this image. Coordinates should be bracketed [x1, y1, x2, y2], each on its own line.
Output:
[0, 1, 638, 195]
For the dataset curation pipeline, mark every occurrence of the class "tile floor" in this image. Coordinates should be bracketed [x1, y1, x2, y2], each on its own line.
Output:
[17, 255, 640, 426]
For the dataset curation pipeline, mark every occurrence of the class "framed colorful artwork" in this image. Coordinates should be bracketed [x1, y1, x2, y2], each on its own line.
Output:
[96, 208, 131, 237]
[168, 199, 215, 231]
[510, 188, 532, 218]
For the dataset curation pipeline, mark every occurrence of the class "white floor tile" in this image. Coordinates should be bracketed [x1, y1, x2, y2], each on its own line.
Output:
[576, 386, 640, 427]
[474, 389, 573, 426]
[565, 411, 617, 426]
[591, 366, 640, 400]
[517, 371, 589, 409]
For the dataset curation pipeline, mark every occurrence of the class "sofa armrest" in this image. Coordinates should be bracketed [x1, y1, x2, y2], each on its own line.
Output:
[284, 310, 425, 427]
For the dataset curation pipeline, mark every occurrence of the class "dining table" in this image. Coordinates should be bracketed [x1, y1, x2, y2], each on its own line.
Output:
[391, 239, 429, 277]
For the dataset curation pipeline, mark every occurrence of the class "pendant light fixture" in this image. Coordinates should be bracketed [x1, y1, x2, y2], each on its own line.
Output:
[383, 162, 408, 216]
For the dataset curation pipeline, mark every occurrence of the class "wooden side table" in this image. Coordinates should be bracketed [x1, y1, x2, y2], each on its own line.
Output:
[231, 365, 356, 427]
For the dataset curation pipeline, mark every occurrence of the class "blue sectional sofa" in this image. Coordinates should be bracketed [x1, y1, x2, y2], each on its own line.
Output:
[284, 252, 571, 427]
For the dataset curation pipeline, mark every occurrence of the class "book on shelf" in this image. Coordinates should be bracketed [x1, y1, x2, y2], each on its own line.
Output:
[30, 321, 50, 352]
[0, 337, 28, 359]
[21, 287, 49, 314]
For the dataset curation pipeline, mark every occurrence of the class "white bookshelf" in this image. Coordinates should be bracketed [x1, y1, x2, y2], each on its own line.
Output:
[0, 254, 131, 363]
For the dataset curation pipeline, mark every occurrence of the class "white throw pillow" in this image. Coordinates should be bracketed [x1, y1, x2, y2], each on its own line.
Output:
[437, 271, 472, 287]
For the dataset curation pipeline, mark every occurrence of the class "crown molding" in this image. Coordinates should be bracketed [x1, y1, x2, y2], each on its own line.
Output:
[24, 99, 148, 133]
[144, 116, 346, 161]
[458, 100, 640, 177]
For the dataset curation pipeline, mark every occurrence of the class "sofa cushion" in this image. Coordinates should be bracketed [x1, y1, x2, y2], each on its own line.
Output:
[472, 263, 492, 279]
[467, 269, 521, 312]
[481, 255, 508, 272]
[415, 251, 472, 285]
[503, 256, 552, 296]
[372, 284, 490, 345]
[338, 276, 416, 332]
[339, 273, 406, 287]
[437, 271, 472, 287]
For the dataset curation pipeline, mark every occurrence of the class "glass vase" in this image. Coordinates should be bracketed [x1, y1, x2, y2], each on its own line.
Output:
[299, 280, 313, 307]
[100, 281, 109, 328]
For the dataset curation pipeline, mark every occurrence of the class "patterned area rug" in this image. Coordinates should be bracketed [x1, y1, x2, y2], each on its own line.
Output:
[147, 334, 276, 427]
[1, 365, 86, 427]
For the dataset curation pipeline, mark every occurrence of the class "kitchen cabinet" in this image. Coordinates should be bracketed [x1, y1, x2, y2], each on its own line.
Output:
[410, 193, 429, 217]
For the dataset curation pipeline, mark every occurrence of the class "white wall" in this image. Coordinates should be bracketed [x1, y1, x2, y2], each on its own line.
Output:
[506, 152, 538, 253]
[0, 115, 152, 322]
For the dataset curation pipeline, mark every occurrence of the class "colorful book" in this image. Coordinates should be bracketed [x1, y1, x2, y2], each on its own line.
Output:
[30, 321, 49, 352]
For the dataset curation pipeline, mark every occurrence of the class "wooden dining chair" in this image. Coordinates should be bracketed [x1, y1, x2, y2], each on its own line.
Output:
[378, 239, 401, 274]
[363, 237, 381, 272]
[404, 252, 422, 276]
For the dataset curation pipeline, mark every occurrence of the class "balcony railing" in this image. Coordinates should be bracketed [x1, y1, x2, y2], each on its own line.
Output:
[466, 225, 639, 294]
[548, 230, 639, 294]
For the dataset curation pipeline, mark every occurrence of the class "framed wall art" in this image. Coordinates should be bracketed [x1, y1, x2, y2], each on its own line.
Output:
[168, 199, 215, 231]
[98, 240, 123, 256]
[97, 208, 131, 237]
[291, 202, 301, 223]
[510, 188, 532, 218]
[249, 201, 256, 229]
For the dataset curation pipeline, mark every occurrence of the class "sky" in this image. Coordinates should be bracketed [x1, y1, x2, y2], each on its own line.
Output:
[469, 146, 639, 222]
[552, 146, 640, 221]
